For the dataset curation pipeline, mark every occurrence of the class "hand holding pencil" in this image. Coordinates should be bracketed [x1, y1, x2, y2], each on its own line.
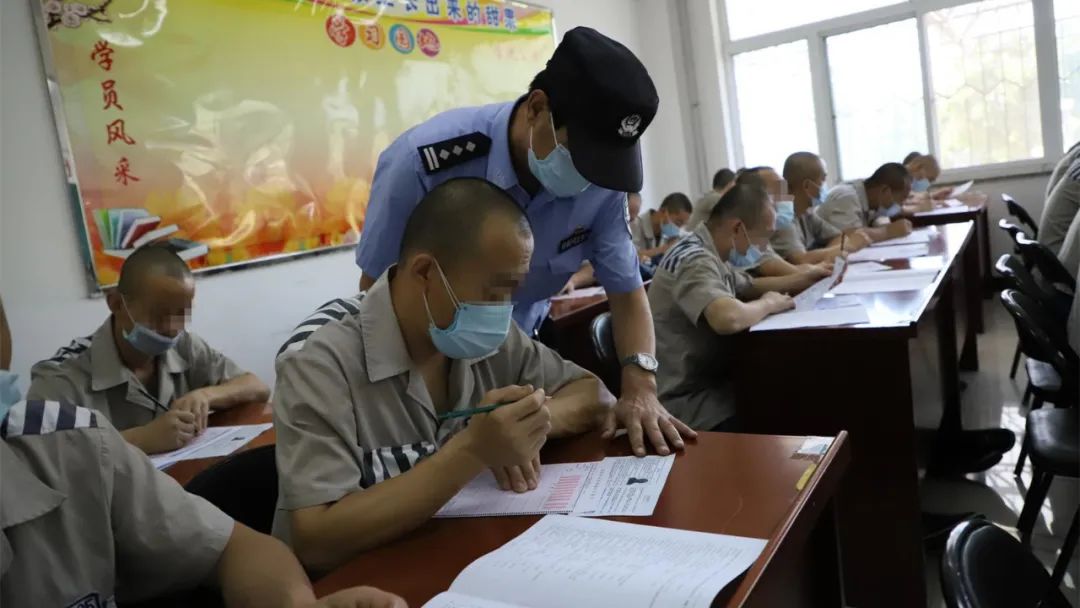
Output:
[459, 385, 552, 479]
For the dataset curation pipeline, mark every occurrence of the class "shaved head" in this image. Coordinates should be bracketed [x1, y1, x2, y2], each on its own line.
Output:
[399, 178, 532, 273]
[707, 184, 772, 230]
[782, 152, 825, 187]
[117, 244, 193, 299]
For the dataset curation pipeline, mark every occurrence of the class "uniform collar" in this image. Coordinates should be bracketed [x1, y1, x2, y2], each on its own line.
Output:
[486, 100, 523, 192]
[0, 440, 66, 531]
[90, 317, 189, 391]
[640, 210, 658, 239]
[693, 223, 722, 259]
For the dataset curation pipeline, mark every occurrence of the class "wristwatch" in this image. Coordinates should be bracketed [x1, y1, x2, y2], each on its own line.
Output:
[621, 353, 658, 373]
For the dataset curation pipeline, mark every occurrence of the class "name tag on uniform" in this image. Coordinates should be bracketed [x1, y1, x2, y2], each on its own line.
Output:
[558, 227, 592, 253]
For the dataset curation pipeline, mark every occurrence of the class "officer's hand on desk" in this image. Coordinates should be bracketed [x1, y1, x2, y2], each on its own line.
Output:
[462, 385, 551, 473]
[135, 408, 197, 454]
[604, 388, 696, 457]
[314, 586, 408, 608]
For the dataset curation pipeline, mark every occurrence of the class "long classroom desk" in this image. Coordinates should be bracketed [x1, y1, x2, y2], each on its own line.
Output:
[164, 401, 275, 486]
[733, 221, 978, 607]
[315, 430, 851, 607]
[911, 201, 991, 334]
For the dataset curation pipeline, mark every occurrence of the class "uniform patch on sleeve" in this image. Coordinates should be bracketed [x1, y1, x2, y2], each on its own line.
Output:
[416, 132, 492, 174]
[0, 400, 98, 439]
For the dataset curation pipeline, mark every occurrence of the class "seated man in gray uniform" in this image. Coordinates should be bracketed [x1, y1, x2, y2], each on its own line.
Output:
[815, 162, 914, 242]
[28, 245, 270, 455]
[272, 178, 656, 574]
[0, 297, 403, 608]
[649, 184, 829, 431]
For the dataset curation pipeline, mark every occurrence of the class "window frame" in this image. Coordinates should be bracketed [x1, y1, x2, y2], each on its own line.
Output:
[717, 0, 1066, 182]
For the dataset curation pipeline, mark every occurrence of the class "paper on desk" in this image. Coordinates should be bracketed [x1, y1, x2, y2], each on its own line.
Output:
[549, 285, 605, 301]
[846, 261, 891, 274]
[793, 255, 846, 311]
[870, 228, 934, 247]
[795, 436, 833, 457]
[446, 515, 767, 608]
[150, 423, 272, 470]
[424, 593, 524, 608]
[917, 206, 967, 216]
[847, 243, 930, 262]
[750, 304, 869, 332]
[830, 270, 937, 294]
[941, 198, 965, 208]
[813, 294, 862, 310]
[435, 456, 675, 518]
[951, 180, 974, 197]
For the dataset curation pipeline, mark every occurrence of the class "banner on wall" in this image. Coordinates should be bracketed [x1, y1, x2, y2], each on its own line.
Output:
[32, 0, 555, 290]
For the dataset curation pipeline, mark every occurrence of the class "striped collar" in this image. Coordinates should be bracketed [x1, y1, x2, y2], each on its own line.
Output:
[0, 427, 67, 531]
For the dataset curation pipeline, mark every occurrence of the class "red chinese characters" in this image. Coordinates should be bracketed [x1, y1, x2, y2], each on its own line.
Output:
[113, 157, 139, 185]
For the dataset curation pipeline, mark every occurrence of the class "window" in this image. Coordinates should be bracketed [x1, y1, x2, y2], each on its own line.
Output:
[732, 41, 818, 169]
[828, 19, 927, 179]
[718, 0, 1074, 178]
[925, 0, 1042, 168]
[1057, 0, 1080, 146]
[725, 0, 899, 42]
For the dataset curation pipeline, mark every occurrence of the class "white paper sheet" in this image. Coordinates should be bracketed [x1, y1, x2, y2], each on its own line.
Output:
[150, 423, 272, 470]
[830, 272, 936, 294]
[813, 294, 862, 310]
[448, 515, 767, 608]
[436, 456, 675, 519]
[847, 244, 930, 262]
[950, 179, 974, 197]
[793, 256, 846, 311]
[571, 455, 675, 517]
[846, 261, 892, 274]
[423, 592, 525, 608]
[842, 267, 938, 281]
[795, 436, 834, 457]
[870, 228, 934, 247]
[549, 286, 605, 301]
[917, 206, 967, 216]
[750, 304, 869, 332]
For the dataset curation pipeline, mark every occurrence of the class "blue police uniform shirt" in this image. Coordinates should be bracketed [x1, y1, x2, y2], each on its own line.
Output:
[355, 100, 643, 333]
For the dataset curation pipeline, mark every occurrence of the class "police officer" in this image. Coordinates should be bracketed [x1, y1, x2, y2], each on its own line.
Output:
[354, 27, 694, 456]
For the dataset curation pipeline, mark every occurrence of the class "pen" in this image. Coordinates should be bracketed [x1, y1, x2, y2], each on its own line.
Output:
[438, 402, 512, 421]
[840, 232, 846, 254]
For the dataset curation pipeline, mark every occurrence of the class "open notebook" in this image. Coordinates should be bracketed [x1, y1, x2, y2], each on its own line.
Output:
[422, 515, 767, 608]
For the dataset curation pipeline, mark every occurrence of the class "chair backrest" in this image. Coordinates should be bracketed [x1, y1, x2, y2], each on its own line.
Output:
[996, 218, 1026, 245]
[941, 519, 1073, 608]
[589, 312, 618, 367]
[1002, 193, 1039, 238]
[1000, 290, 1078, 404]
[995, 254, 1057, 305]
[184, 444, 278, 535]
[1016, 233, 1077, 293]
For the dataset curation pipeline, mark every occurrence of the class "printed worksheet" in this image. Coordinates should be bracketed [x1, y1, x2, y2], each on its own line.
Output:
[571, 455, 675, 517]
[150, 423, 272, 470]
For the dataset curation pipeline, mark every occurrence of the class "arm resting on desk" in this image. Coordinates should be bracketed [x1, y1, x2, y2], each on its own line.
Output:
[200, 373, 271, 411]
[547, 376, 616, 438]
[289, 434, 486, 574]
[745, 273, 820, 298]
[702, 296, 779, 335]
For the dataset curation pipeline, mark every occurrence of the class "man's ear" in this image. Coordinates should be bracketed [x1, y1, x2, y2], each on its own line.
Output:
[407, 253, 436, 284]
[105, 289, 123, 316]
[526, 89, 549, 123]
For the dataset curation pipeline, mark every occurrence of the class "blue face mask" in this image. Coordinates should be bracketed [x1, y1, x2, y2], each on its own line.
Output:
[0, 370, 22, 422]
[911, 178, 931, 193]
[775, 200, 795, 229]
[424, 261, 514, 360]
[879, 202, 903, 219]
[728, 226, 764, 268]
[812, 182, 830, 207]
[527, 114, 591, 198]
[122, 297, 183, 357]
[660, 221, 681, 238]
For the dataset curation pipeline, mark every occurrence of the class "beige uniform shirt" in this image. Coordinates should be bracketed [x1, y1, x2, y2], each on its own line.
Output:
[816, 179, 874, 231]
[1, 399, 233, 607]
[1038, 160, 1080, 256]
[688, 190, 723, 230]
[28, 319, 246, 430]
[649, 224, 752, 430]
[770, 209, 842, 259]
[1046, 141, 1080, 201]
[271, 272, 591, 545]
[630, 210, 673, 252]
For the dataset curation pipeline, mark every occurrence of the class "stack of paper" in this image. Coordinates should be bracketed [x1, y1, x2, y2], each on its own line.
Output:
[793, 256, 846, 311]
[150, 423, 272, 470]
[750, 305, 870, 332]
[549, 285, 605, 301]
[830, 268, 938, 295]
[848, 243, 930, 262]
[846, 261, 892, 274]
[870, 228, 935, 247]
[435, 455, 675, 518]
[422, 515, 767, 608]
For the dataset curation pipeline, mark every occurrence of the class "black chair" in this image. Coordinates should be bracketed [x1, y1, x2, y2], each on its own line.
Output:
[184, 444, 278, 535]
[996, 254, 1046, 380]
[1016, 233, 1077, 295]
[1003, 193, 1039, 239]
[589, 312, 620, 393]
[941, 519, 1073, 608]
[999, 290, 1078, 472]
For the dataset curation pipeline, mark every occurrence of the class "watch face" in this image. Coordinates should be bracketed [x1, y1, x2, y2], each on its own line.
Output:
[636, 353, 658, 371]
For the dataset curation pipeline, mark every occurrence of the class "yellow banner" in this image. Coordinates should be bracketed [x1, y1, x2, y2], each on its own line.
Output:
[35, 0, 554, 288]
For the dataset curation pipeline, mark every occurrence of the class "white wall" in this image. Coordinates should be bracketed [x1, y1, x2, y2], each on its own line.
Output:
[0, 0, 647, 391]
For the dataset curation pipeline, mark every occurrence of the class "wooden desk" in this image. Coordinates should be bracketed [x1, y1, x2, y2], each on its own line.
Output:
[912, 202, 990, 333]
[315, 431, 851, 608]
[733, 222, 977, 607]
[164, 401, 275, 486]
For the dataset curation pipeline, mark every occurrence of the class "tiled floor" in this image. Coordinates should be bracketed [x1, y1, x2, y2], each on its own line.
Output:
[915, 301, 1078, 606]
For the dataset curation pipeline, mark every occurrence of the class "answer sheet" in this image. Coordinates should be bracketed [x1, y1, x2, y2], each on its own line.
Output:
[435, 456, 675, 518]
[869, 228, 934, 247]
[830, 272, 937, 294]
[423, 592, 524, 608]
[846, 261, 891, 274]
[793, 256, 846, 311]
[549, 286, 605, 301]
[150, 423, 272, 470]
[447, 515, 768, 608]
[847, 243, 930, 262]
[750, 304, 870, 332]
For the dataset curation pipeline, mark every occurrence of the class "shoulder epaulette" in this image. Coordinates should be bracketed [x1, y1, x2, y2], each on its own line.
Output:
[1, 400, 98, 439]
[417, 132, 492, 174]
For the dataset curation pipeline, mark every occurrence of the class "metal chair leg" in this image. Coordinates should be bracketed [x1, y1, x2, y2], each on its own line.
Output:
[1047, 509, 1079, 594]
[1014, 429, 1030, 477]
[1009, 343, 1021, 379]
[1018, 469, 1055, 544]
[1023, 382, 1033, 407]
